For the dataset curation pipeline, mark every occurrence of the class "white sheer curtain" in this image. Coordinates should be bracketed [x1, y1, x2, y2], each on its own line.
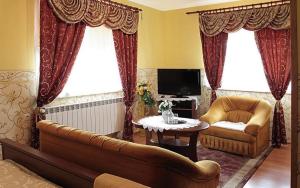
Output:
[207, 29, 291, 93]
[60, 26, 122, 97]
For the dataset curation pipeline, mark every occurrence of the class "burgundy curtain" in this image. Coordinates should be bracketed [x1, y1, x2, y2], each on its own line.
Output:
[255, 28, 291, 147]
[113, 30, 138, 141]
[32, 0, 86, 148]
[201, 32, 228, 105]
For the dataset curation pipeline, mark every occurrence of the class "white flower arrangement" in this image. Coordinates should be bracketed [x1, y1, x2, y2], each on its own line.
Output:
[158, 100, 173, 113]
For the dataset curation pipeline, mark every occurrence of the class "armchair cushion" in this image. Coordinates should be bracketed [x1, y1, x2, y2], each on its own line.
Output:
[213, 121, 247, 132]
[201, 126, 255, 143]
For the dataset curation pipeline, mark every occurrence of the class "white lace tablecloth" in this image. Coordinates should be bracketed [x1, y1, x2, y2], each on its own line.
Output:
[138, 116, 200, 132]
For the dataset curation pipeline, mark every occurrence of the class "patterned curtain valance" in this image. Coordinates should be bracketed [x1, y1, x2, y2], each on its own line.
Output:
[199, 4, 290, 36]
[48, 0, 140, 34]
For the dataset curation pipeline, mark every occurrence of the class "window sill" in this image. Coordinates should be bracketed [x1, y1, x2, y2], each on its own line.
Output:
[203, 86, 291, 95]
[57, 91, 123, 99]
[46, 91, 123, 108]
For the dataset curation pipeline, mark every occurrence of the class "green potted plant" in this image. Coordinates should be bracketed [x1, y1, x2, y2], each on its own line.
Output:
[135, 82, 156, 119]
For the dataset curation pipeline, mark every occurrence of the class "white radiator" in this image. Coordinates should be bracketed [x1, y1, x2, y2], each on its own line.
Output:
[45, 98, 125, 135]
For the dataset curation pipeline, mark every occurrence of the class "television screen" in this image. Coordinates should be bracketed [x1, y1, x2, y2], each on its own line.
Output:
[158, 69, 201, 96]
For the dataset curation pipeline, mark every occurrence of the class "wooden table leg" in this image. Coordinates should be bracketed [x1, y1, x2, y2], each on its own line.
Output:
[188, 132, 199, 162]
[145, 130, 159, 146]
[145, 129, 152, 145]
[157, 132, 164, 144]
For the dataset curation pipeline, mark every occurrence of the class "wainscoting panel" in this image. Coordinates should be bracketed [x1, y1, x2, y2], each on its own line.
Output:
[0, 71, 35, 145]
[45, 98, 125, 135]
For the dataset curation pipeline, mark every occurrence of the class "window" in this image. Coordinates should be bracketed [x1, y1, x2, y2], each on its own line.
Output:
[205, 29, 291, 93]
[60, 26, 122, 97]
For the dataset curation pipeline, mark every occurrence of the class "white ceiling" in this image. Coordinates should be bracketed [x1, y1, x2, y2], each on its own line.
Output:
[129, 0, 239, 11]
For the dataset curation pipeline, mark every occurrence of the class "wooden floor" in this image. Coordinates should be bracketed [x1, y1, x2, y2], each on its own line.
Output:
[244, 144, 291, 188]
[133, 132, 291, 188]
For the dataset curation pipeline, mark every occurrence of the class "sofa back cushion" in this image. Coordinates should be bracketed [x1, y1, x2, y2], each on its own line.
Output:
[226, 110, 253, 123]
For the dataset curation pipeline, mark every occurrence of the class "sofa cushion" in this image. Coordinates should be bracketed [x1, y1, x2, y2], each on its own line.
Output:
[213, 121, 247, 132]
[94, 173, 149, 188]
[200, 125, 256, 143]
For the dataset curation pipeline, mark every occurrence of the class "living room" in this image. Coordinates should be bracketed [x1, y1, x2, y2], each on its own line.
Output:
[0, 0, 299, 187]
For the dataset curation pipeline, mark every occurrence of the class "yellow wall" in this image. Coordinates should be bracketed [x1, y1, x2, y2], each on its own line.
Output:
[163, 9, 202, 69]
[0, 0, 35, 71]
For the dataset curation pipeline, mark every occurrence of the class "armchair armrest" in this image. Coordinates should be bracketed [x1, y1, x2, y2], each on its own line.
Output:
[94, 173, 149, 188]
[245, 101, 272, 136]
[244, 124, 262, 136]
[200, 103, 226, 125]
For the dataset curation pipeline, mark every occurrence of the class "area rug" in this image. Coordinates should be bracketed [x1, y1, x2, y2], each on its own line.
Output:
[197, 145, 273, 188]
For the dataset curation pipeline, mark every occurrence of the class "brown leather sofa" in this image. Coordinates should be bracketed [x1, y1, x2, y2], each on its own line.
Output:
[200, 96, 272, 158]
[37, 120, 220, 188]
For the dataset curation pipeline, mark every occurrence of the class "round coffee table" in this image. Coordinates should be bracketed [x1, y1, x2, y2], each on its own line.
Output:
[133, 116, 209, 162]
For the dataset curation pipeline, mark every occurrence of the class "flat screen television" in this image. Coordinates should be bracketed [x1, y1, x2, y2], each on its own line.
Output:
[158, 69, 201, 97]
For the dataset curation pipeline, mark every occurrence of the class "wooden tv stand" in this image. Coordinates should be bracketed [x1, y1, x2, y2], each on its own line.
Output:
[157, 96, 197, 119]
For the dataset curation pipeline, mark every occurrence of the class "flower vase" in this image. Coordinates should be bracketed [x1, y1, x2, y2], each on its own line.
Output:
[162, 109, 174, 124]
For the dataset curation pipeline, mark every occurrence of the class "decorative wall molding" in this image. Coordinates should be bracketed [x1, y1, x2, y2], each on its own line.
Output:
[0, 71, 36, 145]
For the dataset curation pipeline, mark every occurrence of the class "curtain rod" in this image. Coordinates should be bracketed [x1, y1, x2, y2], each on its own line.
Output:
[186, 0, 289, 15]
[99, 0, 143, 12]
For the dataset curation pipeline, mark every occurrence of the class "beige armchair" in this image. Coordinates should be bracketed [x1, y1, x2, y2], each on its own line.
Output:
[200, 96, 272, 158]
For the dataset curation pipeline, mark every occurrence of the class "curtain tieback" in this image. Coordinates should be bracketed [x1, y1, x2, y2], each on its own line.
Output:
[275, 100, 282, 111]
[34, 107, 46, 123]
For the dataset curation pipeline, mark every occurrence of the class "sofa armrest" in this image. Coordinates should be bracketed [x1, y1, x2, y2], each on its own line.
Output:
[94, 173, 149, 188]
[195, 160, 220, 180]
